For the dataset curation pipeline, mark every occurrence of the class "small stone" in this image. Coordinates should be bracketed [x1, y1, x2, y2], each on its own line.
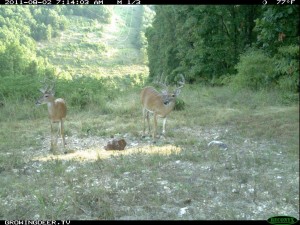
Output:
[104, 138, 127, 150]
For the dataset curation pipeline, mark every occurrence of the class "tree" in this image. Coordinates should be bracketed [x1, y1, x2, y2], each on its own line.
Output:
[146, 6, 261, 84]
[254, 5, 299, 54]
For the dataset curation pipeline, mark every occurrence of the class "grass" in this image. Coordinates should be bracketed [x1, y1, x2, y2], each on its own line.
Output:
[0, 85, 299, 220]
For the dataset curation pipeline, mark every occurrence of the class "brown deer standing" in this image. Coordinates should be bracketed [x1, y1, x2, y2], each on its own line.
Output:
[141, 74, 185, 140]
[36, 80, 67, 152]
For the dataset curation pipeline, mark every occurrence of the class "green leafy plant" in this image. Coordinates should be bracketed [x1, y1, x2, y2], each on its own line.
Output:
[231, 49, 276, 90]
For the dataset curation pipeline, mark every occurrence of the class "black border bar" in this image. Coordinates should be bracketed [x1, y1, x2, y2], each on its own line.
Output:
[1, 0, 299, 5]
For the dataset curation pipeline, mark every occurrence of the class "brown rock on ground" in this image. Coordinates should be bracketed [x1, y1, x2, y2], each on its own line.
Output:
[104, 138, 127, 151]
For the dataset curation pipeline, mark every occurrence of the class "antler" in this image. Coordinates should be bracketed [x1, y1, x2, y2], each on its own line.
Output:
[39, 78, 56, 93]
[176, 74, 185, 89]
[39, 78, 48, 93]
[154, 73, 169, 95]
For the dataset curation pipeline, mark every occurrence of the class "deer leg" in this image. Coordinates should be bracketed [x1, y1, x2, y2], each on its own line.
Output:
[142, 108, 146, 136]
[153, 113, 157, 139]
[54, 122, 59, 149]
[60, 120, 66, 147]
[50, 121, 55, 152]
[162, 117, 167, 136]
[146, 111, 151, 134]
[143, 109, 151, 137]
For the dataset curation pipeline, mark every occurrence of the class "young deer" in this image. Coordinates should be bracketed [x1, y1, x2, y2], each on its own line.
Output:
[36, 81, 67, 152]
[141, 75, 185, 140]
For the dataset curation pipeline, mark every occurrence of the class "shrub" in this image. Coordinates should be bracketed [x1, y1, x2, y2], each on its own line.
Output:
[274, 45, 299, 93]
[231, 49, 276, 90]
[174, 98, 185, 111]
[70, 87, 91, 109]
[58, 76, 106, 109]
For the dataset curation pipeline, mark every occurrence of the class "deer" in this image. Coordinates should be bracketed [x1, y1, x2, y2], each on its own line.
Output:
[36, 79, 67, 153]
[141, 74, 185, 140]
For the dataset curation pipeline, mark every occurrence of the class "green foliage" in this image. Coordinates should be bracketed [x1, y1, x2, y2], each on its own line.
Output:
[30, 6, 68, 41]
[146, 6, 261, 84]
[0, 68, 57, 103]
[0, 75, 41, 100]
[0, 6, 68, 43]
[0, 37, 58, 100]
[56, 77, 105, 110]
[0, 42, 25, 77]
[70, 87, 91, 109]
[32, 24, 51, 41]
[146, 6, 258, 83]
[254, 5, 299, 54]
[62, 6, 112, 23]
[174, 98, 185, 111]
[0, 5, 112, 104]
[133, 6, 155, 64]
[232, 44, 299, 95]
[146, 5, 299, 95]
[0, 41, 54, 100]
[274, 45, 299, 93]
[79, 42, 106, 52]
[0, 6, 70, 102]
[54, 75, 144, 113]
[231, 49, 276, 90]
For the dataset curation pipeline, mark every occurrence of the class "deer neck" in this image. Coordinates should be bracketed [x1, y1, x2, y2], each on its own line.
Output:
[160, 100, 176, 117]
[46, 99, 56, 116]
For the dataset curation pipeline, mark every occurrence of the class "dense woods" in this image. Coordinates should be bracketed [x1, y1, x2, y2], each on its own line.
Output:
[146, 5, 299, 93]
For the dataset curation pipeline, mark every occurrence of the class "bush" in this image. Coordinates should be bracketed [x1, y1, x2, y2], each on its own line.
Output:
[174, 98, 185, 111]
[65, 6, 112, 23]
[58, 76, 106, 109]
[70, 87, 91, 109]
[274, 45, 299, 93]
[0, 75, 41, 100]
[231, 49, 276, 90]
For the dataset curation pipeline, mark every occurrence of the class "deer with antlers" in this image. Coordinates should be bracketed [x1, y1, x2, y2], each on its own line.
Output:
[141, 74, 185, 140]
[36, 79, 67, 153]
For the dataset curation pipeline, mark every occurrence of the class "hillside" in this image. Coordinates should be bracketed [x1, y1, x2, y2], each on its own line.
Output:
[37, 6, 149, 78]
